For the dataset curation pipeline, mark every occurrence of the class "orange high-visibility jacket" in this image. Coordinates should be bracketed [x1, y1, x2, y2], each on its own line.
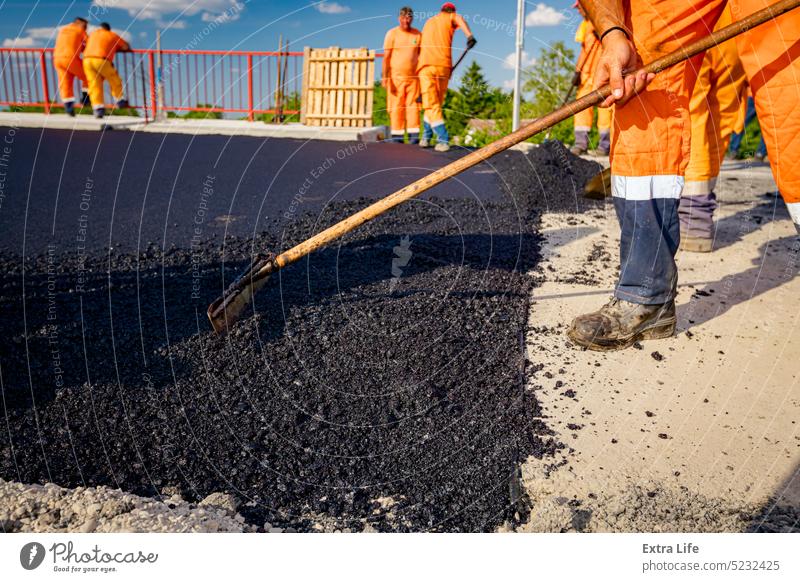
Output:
[54, 22, 87, 63]
[418, 12, 463, 70]
[84, 29, 129, 61]
[383, 26, 421, 78]
[575, 20, 601, 80]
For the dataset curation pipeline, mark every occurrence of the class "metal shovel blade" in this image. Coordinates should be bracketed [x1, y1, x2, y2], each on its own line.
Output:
[207, 254, 276, 334]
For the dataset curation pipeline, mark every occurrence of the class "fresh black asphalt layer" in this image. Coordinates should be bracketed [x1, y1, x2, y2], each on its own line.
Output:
[0, 128, 602, 531]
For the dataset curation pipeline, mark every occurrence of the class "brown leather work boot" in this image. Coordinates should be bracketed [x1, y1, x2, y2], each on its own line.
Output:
[568, 297, 676, 351]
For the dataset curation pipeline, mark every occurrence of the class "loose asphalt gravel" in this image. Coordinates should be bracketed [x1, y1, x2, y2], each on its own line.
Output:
[0, 128, 602, 532]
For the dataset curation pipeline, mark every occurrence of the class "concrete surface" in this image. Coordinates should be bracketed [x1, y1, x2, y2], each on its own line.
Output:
[518, 159, 800, 532]
[0, 479, 253, 532]
[0, 112, 389, 142]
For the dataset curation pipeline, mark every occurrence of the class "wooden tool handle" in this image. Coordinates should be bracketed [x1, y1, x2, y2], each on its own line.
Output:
[272, 0, 799, 271]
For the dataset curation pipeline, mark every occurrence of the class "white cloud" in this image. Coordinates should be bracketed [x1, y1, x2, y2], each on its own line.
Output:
[503, 51, 536, 70]
[315, 2, 351, 15]
[201, 9, 241, 23]
[503, 79, 516, 90]
[161, 19, 188, 30]
[91, 0, 243, 21]
[525, 3, 566, 27]
[2, 26, 58, 48]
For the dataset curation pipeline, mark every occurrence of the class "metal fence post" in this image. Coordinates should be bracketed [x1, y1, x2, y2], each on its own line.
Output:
[247, 54, 254, 121]
[148, 52, 157, 119]
[39, 51, 50, 114]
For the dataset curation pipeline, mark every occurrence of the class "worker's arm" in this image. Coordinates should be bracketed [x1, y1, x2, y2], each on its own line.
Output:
[381, 30, 395, 94]
[453, 14, 476, 48]
[116, 33, 131, 53]
[579, 0, 651, 106]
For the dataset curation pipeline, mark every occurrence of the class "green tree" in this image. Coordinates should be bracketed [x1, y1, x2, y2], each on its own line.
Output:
[522, 41, 576, 144]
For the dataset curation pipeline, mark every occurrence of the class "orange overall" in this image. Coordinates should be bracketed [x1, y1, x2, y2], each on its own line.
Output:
[83, 29, 129, 108]
[418, 11, 469, 139]
[610, 0, 800, 304]
[383, 26, 422, 136]
[574, 20, 612, 136]
[53, 23, 88, 103]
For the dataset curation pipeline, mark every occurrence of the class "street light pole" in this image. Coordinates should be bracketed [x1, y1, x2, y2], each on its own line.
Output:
[512, 0, 525, 131]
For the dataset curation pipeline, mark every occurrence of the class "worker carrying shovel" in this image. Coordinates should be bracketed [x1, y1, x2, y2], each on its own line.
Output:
[383, 6, 422, 144]
[568, 0, 800, 352]
[54, 17, 90, 117]
[417, 2, 476, 152]
[83, 22, 131, 119]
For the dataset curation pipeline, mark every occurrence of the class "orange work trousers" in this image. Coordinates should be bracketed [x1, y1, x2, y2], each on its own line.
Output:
[684, 5, 748, 194]
[387, 76, 420, 135]
[54, 57, 87, 103]
[418, 65, 450, 127]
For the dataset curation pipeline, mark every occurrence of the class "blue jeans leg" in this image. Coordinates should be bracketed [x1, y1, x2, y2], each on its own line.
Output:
[422, 121, 433, 142]
[432, 122, 449, 145]
[613, 179, 681, 305]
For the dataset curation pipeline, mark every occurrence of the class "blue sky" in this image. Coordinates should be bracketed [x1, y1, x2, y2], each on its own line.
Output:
[0, 1, 582, 89]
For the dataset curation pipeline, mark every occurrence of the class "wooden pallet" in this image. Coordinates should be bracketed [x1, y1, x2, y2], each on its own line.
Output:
[300, 46, 375, 127]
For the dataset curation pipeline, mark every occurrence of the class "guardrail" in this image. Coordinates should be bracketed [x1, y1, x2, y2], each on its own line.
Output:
[1, 47, 384, 121]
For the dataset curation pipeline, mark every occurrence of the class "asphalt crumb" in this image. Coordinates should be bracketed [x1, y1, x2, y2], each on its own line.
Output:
[0, 141, 602, 532]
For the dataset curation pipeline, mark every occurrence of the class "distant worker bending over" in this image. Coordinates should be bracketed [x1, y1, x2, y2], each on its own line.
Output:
[417, 2, 476, 152]
[83, 22, 130, 119]
[54, 17, 89, 117]
[383, 6, 422, 144]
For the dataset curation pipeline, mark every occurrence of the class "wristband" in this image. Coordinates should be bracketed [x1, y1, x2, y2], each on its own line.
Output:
[600, 26, 630, 42]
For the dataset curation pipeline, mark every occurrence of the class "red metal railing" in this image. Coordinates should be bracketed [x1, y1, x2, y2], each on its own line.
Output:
[0, 47, 316, 121]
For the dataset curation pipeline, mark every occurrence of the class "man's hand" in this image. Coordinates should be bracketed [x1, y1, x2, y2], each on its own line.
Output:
[382, 77, 396, 95]
[593, 29, 653, 107]
[466, 35, 477, 50]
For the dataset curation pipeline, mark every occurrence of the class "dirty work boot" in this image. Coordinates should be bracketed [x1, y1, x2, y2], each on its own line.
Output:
[115, 98, 129, 109]
[64, 101, 75, 117]
[434, 142, 450, 152]
[94, 107, 105, 119]
[568, 297, 676, 351]
[408, 132, 419, 145]
[81, 91, 91, 106]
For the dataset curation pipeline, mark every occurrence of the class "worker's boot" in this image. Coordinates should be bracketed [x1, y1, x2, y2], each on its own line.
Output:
[568, 297, 676, 351]
[81, 91, 91, 106]
[115, 98, 129, 110]
[678, 193, 716, 252]
[94, 107, 105, 119]
[64, 101, 75, 117]
[570, 129, 588, 155]
[408, 132, 419, 145]
[432, 122, 450, 152]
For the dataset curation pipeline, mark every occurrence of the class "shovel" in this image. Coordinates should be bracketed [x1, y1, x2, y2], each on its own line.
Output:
[208, 0, 800, 334]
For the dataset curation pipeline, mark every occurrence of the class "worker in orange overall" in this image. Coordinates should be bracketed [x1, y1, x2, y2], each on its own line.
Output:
[417, 2, 475, 152]
[383, 6, 422, 144]
[568, 0, 800, 351]
[571, 4, 612, 156]
[83, 22, 130, 119]
[680, 5, 748, 252]
[53, 17, 89, 117]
